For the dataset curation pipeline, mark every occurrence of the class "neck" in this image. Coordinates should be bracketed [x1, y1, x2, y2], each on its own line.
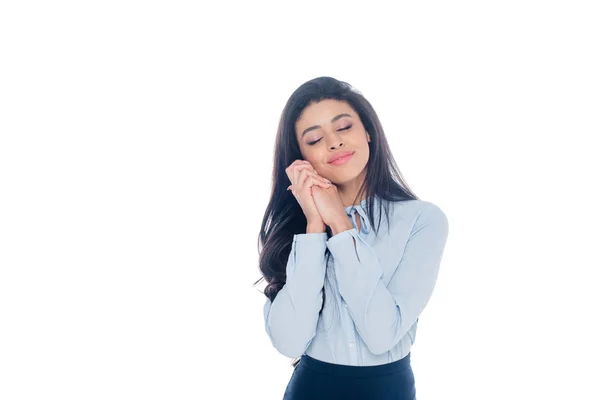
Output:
[336, 168, 368, 208]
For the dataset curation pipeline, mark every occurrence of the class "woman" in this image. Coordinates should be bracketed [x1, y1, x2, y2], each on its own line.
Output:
[255, 76, 449, 399]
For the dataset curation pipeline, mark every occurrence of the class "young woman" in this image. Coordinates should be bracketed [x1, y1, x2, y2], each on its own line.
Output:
[255, 76, 449, 399]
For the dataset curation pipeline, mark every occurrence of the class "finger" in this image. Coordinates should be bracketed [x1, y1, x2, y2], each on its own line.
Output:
[291, 163, 314, 187]
[302, 165, 330, 184]
[290, 163, 330, 192]
[305, 170, 331, 187]
[314, 177, 331, 188]
[300, 169, 330, 190]
[297, 168, 310, 190]
[286, 160, 310, 182]
[293, 164, 300, 189]
[296, 164, 329, 184]
[297, 163, 314, 174]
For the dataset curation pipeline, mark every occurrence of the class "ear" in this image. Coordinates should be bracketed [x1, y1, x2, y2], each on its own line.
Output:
[366, 131, 371, 142]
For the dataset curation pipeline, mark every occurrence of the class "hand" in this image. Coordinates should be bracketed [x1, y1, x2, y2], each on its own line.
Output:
[311, 184, 351, 231]
[285, 160, 332, 224]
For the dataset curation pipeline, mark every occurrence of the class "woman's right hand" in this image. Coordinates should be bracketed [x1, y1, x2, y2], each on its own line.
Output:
[285, 160, 331, 225]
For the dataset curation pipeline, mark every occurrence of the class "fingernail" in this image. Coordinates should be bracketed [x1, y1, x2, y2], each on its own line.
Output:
[303, 160, 310, 164]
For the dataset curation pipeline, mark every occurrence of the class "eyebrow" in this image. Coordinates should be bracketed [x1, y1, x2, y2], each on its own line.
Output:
[301, 113, 352, 137]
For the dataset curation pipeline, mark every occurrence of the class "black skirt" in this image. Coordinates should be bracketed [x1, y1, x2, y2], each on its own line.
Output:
[282, 352, 416, 400]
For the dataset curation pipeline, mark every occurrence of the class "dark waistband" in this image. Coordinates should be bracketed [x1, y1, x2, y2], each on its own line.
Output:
[299, 352, 412, 378]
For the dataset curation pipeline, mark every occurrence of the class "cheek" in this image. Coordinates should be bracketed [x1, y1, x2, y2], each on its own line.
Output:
[358, 145, 370, 164]
[305, 151, 323, 165]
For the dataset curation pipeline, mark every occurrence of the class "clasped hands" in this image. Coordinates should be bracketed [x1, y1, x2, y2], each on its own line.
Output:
[285, 159, 354, 234]
[312, 183, 353, 232]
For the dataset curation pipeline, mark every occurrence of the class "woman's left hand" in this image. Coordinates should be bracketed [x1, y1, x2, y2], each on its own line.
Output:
[311, 184, 349, 228]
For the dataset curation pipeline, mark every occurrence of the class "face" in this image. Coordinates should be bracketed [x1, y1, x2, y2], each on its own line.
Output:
[295, 99, 371, 185]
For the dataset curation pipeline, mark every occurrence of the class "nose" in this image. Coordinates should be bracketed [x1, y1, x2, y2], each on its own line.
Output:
[326, 133, 344, 150]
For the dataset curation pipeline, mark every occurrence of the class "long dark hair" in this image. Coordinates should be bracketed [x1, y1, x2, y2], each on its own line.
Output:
[254, 76, 419, 368]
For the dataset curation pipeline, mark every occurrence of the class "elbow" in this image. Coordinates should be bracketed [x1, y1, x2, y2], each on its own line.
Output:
[363, 328, 403, 355]
[272, 337, 313, 359]
[365, 339, 394, 356]
[263, 289, 322, 358]
[266, 317, 317, 358]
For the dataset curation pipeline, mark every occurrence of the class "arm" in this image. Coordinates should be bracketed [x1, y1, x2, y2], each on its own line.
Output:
[326, 202, 449, 355]
[263, 231, 328, 358]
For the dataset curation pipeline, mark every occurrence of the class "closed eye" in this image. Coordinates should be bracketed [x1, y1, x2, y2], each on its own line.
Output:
[308, 125, 352, 146]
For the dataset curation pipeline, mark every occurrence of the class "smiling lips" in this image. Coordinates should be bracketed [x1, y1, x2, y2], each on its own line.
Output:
[328, 151, 354, 165]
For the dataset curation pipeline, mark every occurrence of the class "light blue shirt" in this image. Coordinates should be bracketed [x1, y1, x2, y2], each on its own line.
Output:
[263, 195, 449, 366]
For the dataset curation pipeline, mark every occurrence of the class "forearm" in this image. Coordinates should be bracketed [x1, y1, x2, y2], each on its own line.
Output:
[263, 231, 328, 357]
[306, 221, 326, 233]
[325, 203, 449, 355]
[330, 218, 353, 236]
[264, 285, 324, 357]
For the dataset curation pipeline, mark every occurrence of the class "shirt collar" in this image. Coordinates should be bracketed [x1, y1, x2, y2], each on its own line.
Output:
[344, 195, 378, 235]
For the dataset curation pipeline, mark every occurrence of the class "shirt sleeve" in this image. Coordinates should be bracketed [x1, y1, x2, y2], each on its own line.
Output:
[263, 232, 328, 358]
[326, 202, 449, 355]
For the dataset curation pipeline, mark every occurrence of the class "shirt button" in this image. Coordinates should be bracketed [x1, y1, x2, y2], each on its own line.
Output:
[344, 303, 348, 308]
[349, 342, 355, 347]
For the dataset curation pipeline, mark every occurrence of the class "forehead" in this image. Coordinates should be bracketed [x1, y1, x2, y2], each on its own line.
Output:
[296, 99, 355, 127]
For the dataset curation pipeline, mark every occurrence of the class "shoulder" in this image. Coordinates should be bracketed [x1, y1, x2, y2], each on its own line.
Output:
[387, 199, 448, 235]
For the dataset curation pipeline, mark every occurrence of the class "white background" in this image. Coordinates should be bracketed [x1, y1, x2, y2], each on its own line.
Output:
[1, 1, 599, 399]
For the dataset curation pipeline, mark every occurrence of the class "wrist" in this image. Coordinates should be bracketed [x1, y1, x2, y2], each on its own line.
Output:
[330, 218, 353, 236]
[306, 221, 326, 233]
